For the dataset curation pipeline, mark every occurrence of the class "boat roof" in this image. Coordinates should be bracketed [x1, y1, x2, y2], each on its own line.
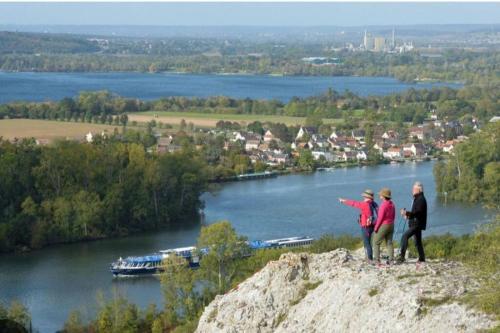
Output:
[159, 246, 196, 254]
[265, 236, 312, 243]
[124, 254, 164, 264]
[248, 240, 274, 249]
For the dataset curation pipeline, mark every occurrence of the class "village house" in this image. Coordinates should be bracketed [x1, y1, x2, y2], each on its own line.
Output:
[295, 126, 317, 141]
[402, 143, 426, 157]
[245, 139, 261, 151]
[85, 132, 94, 143]
[264, 151, 289, 166]
[310, 134, 329, 149]
[442, 120, 464, 138]
[329, 136, 358, 152]
[263, 130, 277, 142]
[408, 126, 429, 141]
[383, 147, 403, 160]
[311, 150, 335, 162]
[157, 135, 181, 154]
[356, 150, 368, 161]
[436, 139, 460, 154]
[248, 151, 266, 164]
[232, 131, 246, 142]
[339, 151, 357, 162]
[329, 130, 340, 140]
[351, 129, 365, 142]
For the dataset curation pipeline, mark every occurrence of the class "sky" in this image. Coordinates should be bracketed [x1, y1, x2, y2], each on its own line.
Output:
[0, 2, 499, 27]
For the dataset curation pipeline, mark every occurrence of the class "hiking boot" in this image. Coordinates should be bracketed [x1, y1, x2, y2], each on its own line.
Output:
[394, 257, 405, 265]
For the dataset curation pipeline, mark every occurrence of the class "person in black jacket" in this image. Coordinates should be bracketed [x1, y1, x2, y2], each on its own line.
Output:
[397, 181, 427, 263]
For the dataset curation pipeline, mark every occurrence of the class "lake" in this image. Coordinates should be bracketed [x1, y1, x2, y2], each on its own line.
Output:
[0, 162, 492, 333]
[0, 72, 463, 104]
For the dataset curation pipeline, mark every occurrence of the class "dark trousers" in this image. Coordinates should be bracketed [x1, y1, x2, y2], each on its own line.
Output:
[360, 226, 374, 260]
[399, 225, 425, 262]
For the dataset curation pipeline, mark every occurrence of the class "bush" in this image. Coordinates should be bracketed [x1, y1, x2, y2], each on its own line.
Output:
[309, 234, 361, 254]
[408, 217, 500, 319]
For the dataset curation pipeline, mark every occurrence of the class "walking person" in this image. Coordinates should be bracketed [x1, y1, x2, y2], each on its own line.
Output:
[372, 188, 395, 265]
[339, 189, 378, 261]
[397, 181, 427, 264]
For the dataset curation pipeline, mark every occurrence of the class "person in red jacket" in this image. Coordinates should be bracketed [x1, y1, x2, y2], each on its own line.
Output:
[339, 189, 378, 261]
[372, 188, 395, 264]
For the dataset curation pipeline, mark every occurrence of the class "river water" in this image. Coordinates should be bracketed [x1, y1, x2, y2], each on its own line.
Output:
[0, 162, 492, 332]
[0, 72, 462, 103]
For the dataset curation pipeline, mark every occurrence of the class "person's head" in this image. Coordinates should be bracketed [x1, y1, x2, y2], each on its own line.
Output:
[413, 181, 424, 195]
[361, 189, 374, 201]
[379, 188, 391, 201]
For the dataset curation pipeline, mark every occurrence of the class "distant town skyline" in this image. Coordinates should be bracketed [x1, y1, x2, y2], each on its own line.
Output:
[0, 2, 499, 27]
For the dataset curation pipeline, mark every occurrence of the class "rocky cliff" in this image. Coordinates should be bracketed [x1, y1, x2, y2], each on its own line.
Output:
[196, 249, 496, 333]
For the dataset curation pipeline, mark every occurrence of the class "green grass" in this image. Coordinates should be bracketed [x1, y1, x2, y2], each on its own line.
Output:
[411, 218, 500, 320]
[368, 288, 379, 297]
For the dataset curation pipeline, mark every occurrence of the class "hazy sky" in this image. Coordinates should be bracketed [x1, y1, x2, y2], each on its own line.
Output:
[0, 2, 499, 26]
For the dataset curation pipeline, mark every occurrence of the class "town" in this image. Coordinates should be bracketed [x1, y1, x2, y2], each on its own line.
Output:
[77, 111, 497, 179]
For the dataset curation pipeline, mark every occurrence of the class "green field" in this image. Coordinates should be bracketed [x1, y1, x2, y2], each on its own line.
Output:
[129, 111, 343, 127]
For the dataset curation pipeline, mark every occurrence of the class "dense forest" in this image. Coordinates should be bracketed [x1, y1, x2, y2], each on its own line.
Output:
[0, 31, 100, 54]
[0, 138, 208, 252]
[434, 122, 500, 209]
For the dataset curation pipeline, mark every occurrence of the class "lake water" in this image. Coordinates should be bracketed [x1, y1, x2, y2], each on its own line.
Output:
[0, 162, 492, 333]
[0, 72, 463, 103]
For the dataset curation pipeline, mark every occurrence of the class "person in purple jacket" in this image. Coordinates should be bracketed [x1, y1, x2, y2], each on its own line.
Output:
[372, 188, 395, 264]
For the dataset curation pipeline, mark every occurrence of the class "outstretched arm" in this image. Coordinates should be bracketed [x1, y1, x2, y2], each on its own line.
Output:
[341, 199, 364, 209]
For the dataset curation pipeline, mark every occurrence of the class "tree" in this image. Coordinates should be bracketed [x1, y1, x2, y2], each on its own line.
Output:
[180, 119, 187, 131]
[247, 121, 264, 135]
[197, 221, 248, 294]
[304, 114, 323, 128]
[160, 254, 198, 329]
[298, 149, 314, 170]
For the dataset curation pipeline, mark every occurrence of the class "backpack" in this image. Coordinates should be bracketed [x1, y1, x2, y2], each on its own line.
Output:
[365, 201, 378, 227]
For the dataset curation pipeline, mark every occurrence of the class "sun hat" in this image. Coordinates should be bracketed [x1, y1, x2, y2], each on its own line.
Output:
[361, 189, 374, 199]
[379, 188, 391, 199]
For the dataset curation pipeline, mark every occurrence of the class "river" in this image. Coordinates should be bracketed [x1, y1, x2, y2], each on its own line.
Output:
[0, 162, 492, 332]
[0, 72, 462, 103]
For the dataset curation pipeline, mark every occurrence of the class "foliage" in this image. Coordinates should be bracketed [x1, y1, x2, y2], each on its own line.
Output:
[309, 234, 361, 253]
[0, 300, 31, 331]
[197, 221, 249, 294]
[0, 138, 208, 252]
[434, 122, 500, 208]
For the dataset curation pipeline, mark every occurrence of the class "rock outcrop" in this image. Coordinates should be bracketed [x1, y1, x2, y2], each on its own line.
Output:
[196, 249, 496, 333]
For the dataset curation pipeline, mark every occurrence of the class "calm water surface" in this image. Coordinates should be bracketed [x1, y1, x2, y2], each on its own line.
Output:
[0, 162, 492, 332]
[0, 72, 463, 103]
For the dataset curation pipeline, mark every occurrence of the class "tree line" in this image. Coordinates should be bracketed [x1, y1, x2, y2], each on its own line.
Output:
[1, 84, 498, 125]
[0, 137, 208, 252]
